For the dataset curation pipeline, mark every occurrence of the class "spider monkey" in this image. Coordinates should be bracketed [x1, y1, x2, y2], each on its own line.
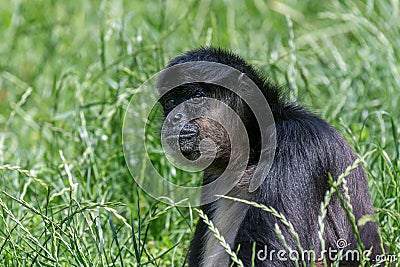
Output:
[157, 47, 382, 266]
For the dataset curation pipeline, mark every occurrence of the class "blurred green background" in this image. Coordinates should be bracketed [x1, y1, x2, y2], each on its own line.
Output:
[0, 0, 399, 266]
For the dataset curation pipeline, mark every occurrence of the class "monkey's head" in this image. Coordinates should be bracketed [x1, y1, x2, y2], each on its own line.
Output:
[157, 48, 277, 172]
[159, 83, 237, 164]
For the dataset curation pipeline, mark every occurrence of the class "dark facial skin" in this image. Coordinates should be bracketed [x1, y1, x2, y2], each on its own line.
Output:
[159, 83, 232, 162]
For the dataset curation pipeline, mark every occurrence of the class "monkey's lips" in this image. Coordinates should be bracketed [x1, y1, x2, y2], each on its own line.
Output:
[164, 133, 198, 152]
[177, 124, 200, 155]
[178, 133, 199, 153]
[163, 134, 200, 161]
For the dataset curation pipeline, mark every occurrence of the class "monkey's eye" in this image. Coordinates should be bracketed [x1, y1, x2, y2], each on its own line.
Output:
[164, 99, 177, 109]
[189, 91, 204, 104]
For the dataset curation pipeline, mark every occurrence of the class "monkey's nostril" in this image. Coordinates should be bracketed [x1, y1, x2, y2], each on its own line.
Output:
[180, 124, 198, 136]
[171, 113, 183, 124]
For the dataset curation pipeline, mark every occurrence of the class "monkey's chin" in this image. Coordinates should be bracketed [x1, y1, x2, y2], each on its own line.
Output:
[179, 139, 200, 160]
[181, 150, 201, 161]
[179, 136, 201, 160]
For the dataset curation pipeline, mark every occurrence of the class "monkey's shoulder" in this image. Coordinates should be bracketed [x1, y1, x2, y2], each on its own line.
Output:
[271, 103, 355, 170]
[273, 104, 342, 140]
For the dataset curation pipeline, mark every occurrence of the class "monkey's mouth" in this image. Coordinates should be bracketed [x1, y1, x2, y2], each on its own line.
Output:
[178, 133, 199, 156]
[179, 136, 198, 152]
[178, 124, 200, 159]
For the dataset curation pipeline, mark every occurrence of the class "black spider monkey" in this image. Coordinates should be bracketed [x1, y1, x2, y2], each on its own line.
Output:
[157, 47, 382, 266]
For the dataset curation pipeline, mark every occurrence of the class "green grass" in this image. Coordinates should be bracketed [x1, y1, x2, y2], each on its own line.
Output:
[0, 0, 399, 266]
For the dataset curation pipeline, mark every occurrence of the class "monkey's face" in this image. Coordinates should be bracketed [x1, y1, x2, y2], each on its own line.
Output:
[160, 84, 234, 163]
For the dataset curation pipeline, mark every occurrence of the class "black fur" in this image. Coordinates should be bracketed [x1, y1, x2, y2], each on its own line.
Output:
[160, 47, 382, 266]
